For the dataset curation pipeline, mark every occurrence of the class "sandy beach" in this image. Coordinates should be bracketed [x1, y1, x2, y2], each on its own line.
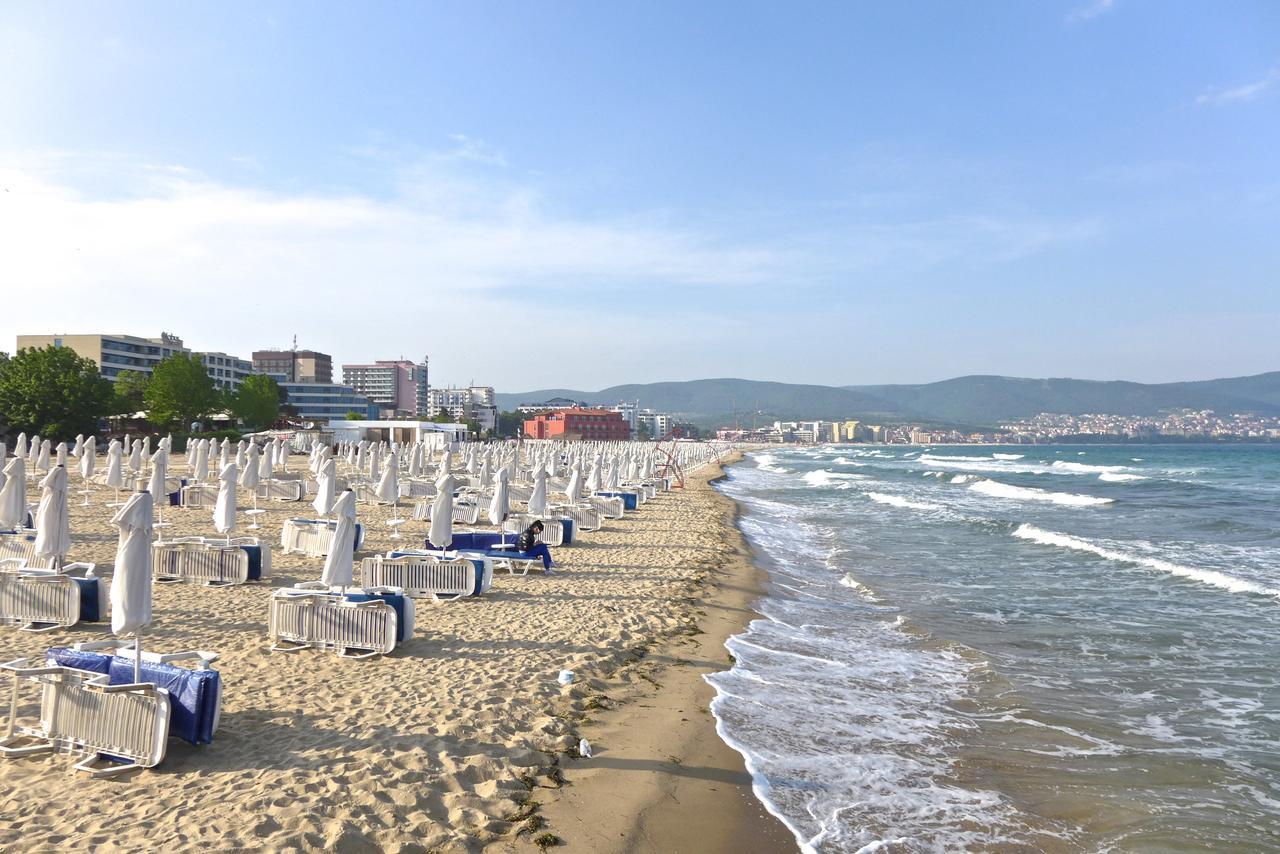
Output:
[0, 450, 792, 852]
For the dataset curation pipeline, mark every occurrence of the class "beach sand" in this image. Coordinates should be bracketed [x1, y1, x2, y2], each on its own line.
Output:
[0, 451, 792, 852]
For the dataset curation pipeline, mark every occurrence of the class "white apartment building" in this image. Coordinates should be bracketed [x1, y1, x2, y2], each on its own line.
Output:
[197, 351, 254, 390]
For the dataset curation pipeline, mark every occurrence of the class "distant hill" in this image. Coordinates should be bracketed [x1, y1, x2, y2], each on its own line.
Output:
[497, 371, 1280, 428]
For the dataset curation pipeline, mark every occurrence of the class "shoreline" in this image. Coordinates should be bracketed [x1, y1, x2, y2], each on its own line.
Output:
[534, 453, 795, 853]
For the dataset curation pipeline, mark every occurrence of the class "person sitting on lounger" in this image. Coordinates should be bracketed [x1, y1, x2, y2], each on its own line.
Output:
[516, 520, 555, 572]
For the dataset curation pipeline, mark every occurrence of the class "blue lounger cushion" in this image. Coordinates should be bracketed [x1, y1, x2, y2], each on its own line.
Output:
[239, 545, 265, 581]
[70, 577, 106, 622]
[597, 491, 639, 510]
[484, 549, 544, 565]
[344, 592, 412, 642]
[45, 647, 221, 746]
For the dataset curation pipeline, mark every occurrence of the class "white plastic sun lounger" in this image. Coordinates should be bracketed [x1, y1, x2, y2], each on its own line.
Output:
[0, 565, 104, 632]
[411, 500, 481, 525]
[257, 480, 304, 502]
[398, 479, 437, 499]
[502, 514, 565, 547]
[588, 495, 625, 519]
[550, 504, 602, 533]
[359, 554, 480, 600]
[152, 537, 272, 586]
[0, 643, 221, 777]
[268, 587, 411, 658]
[280, 519, 366, 558]
[0, 531, 47, 569]
[180, 484, 220, 508]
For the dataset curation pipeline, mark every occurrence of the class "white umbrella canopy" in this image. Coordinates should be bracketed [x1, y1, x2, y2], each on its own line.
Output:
[605, 458, 620, 490]
[110, 488, 153, 681]
[36, 440, 51, 472]
[235, 441, 247, 471]
[320, 490, 357, 587]
[54, 441, 68, 469]
[0, 456, 27, 528]
[127, 439, 142, 473]
[213, 462, 238, 536]
[527, 466, 549, 516]
[80, 437, 96, 481]
[477, 455, 492, 490]
[218, 440, 230, 472]
[34, 465, 71, 566]
[122, 435, 132, 456]
[429, 473, 455, 549]
[105, 440, 124, 488]
[147, 446, 168, 501]
[14, 433, 28, 460]
[312, 457, 336, 516]
[193, 440, 209, 482]
[488, 468, 510, 526]
[27, 436, 40, 466]
[141, 436, 152, 468]
[375, 450, 399, 504]
[240, 443, 261, 490]
[564, 464, 583, 504]
[355, 441, 367, 476]
[258, 440, 274, 479]
[72, 435, 84, 458]
[585, 458, 602, 494]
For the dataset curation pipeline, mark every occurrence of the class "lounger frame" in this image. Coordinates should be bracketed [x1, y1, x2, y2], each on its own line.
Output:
[268, 591, 398, 659]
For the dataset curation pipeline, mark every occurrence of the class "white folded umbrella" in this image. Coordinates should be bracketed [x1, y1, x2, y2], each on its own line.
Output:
[488, 468, 510, 526]
[14, 433, 28, 460]
[0, 456, 26, 528]
[213, 462, 237, 535]
[320, 490, 357, 587]
[128, 439, 142, 473]
[429, 473, 455, 549]
[110, 489, 153, 682]
[527, 466, 549, 516]
[375, 450, 399, 504]
[34, 465, 71, 567]
[312, 456, 336, 516]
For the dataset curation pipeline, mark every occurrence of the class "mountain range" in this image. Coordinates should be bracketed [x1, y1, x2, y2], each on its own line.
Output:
[495, 372, 1280, 428]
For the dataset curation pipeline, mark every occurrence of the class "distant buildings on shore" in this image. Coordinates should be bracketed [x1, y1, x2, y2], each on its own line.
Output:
[717, 409, 1280, 444]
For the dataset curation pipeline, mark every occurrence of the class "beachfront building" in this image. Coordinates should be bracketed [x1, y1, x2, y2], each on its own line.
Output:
[278, 381, 377, 424]
[342, 358, 429, 417]
[425, 386, 498, 433]
[637, 409, 673, 439]
[252, 348, 333, 384]
[516, 396, 589, 415]
[16, 332, 190, 380]
[326, 419, 466, 447]
[197, 351, 254, 391]
[524, 408, 630, 441]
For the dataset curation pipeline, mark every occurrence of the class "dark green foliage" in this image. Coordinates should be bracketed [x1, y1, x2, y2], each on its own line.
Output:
[231, 374, 280, 430]
[0, 345, 114, 439]
[113, 369, 150, 415]
[144, 353, 221, 429]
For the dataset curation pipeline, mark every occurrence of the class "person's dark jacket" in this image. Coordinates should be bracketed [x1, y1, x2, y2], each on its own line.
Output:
[517, 526, 540, 553]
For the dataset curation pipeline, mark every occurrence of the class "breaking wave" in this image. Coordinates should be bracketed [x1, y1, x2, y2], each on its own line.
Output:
[970, 479, 1114, 507]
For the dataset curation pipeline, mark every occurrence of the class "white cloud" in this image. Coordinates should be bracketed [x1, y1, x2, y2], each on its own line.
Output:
[1066, 0, 1115, 23]
[1195, 69, 1278, 106]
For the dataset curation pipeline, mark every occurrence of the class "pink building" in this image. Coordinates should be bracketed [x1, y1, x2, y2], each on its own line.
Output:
[341, 358, 428, 416]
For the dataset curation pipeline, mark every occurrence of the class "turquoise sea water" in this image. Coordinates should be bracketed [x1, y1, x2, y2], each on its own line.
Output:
[708, 444, 1280, 853]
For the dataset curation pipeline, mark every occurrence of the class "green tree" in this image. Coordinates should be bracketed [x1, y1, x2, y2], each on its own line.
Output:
[432, 410, 455, 424]
[636, 422, 653, 441]
[231, 374, 281, 430]
[0, 345, 114, 439]
[113, 370, 150, 414]
[497, 410, 524, 438]
[345, 409, 364, 420]
[145, 353, 220, 429]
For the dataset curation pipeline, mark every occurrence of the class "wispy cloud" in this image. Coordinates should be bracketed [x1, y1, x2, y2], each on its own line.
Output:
[1195, 69, 1278, 106]
[1066, 0, 1115, 24]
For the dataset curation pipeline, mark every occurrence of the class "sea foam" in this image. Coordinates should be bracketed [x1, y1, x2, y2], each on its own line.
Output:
[970, 479, 1113, 507]
[1012, 524, 1280, 598]
[866, 492, 942, 511]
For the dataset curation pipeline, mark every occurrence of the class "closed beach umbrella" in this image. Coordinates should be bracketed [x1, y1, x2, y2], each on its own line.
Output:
[80, 437, 96, 482]
[259, 441, 274, 481]
[235, 440, 246, 471]
[487, 468, 510, 526]
[105, 440, 124, 488]
[193, 439, 209, 482]
[312, 456, 336, 516]
[430, 473, 455, 550]
[36, 440, 51, 472]
[585, 457, 602, 494]
[14, 433, 28, 461]
[72, 435, 84, 459]
[240, 443, 261, 491]
[218, 439, 230, 471]
[320, 490, 357, 587]
[128, 439, 142, 473]
[564, 464, 583, 503]
[34, 465, 71, 567]
[55, 441, 68, 468]
[141, 436, 152, 469]
[213, 462, 237, 535]
[527, 466, 549, 516]
[0, 456, 27, 528]
[148, 447, 168, 504]
[110, 489, 153, 682]
[375, 450, 399, 504]
[28, 435, 40, 467]
[477, 455, 492, 490]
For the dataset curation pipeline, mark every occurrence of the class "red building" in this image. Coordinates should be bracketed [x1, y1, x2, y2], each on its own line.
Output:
[523, 408, 631, 441]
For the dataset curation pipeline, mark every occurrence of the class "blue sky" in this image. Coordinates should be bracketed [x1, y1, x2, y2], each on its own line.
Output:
[1, 1, 1277, 391]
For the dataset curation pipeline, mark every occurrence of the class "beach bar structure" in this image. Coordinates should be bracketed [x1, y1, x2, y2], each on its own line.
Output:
[326, 420, 468, 447]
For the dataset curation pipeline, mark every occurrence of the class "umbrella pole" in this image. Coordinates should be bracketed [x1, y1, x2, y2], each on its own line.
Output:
[134, 631, 142, 684]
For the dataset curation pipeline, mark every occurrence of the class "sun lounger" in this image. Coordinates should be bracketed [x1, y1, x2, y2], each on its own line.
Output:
[0, 642, 220, 777]
[502, 514, 568, 547]
[153, 537, 272, 586]
[0, 564, 105, 631]
[550, 504, 602, 533]
[588, 495, 626, 518]
[596, 490, 640, 511]
[412, 499, 481, 525]
[399, 479, 437, 499]
[269, 586, 413, 658]
[257, 480, 304, 502]
[180, 484, 219, 508]
[360, 553, 490, 599]
[280, 518, 366, 557]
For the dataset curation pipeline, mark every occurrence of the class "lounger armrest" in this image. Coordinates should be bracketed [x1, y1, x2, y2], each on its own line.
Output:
[360, 585, 404, 595]
[73, 640, 126, 653]
[0, 558, 26, 570]
[84, 680, 159, 695]
[146, 650, 221, 669]
[60, 562, 97, 577]
[0, 662, 66, 677]
[340, 599, 388, 609]
[293, 581, 331, 591]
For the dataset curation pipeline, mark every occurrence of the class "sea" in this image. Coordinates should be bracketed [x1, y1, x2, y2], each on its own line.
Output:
[706, 444, 1280, 853]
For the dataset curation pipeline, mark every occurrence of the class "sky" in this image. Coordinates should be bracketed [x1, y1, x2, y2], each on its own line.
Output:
[1, 1, 1277, 392]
